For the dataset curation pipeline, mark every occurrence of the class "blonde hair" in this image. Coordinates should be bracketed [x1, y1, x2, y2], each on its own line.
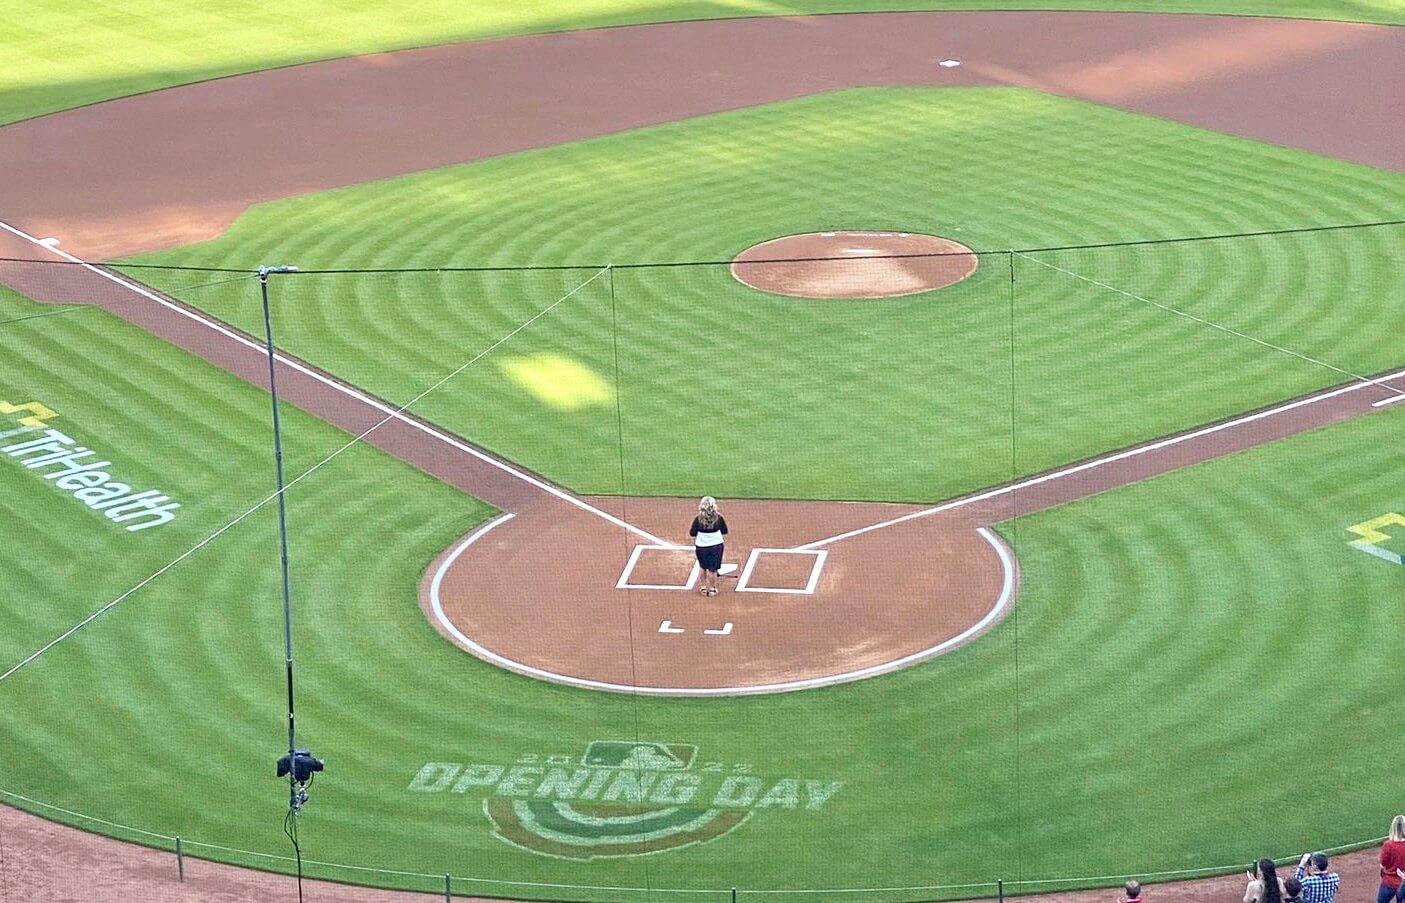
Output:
[1390, 815, 1405, 842]
[697, 496, 720, 528]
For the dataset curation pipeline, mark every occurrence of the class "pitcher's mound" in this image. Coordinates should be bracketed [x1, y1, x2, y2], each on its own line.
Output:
[731, 231, 978, 299]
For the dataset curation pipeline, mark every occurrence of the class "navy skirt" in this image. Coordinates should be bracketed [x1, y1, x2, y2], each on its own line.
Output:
[695, 544, 724, 572]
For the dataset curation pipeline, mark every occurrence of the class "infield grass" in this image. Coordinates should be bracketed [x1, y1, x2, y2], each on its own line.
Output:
[128, 88, 1405, 504]
[4, 269, 1403, 897]
[3, 0, 1403, 128]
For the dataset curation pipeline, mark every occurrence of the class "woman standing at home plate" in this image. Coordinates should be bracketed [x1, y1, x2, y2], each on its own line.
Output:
[689, 496, 728, 597]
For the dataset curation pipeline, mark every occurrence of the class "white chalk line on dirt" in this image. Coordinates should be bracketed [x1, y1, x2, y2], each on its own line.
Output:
[800, 363, 1405, 550]
[0, 225, 666, 684]
[429, 518, 1016, 696]
[800, 253, 1405, 550]
[0, 219, 666, 546]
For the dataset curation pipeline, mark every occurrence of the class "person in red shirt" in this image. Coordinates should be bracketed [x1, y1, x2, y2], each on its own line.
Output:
[1378, 815, 1405, 903]
[1117, 879, 1142, 903]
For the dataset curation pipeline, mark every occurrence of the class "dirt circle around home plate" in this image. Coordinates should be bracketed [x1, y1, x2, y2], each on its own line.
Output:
[730, 231, 980, 299]
[419, 496, 1018, 696]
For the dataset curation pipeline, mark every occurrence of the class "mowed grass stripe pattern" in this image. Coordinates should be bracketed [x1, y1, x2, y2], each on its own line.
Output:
[3, 0, 1403, 128]
[1007, 225, 1405, 477]
[131, 89, 1405, 502]
[3, 280, 1405, 894]
[993, 406, 1405, 884]
[0, 284, 506, 869]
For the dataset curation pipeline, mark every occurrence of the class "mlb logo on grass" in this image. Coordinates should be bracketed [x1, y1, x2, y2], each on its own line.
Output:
[581, 741, 695, 770]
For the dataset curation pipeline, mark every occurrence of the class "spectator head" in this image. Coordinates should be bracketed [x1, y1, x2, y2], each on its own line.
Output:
[1285, 877, 1303, 900]
[1309, 852, 1328, 873]
[1258, 859, 1283, 903]
[1392, 816, 1405, 843]
[1124, 880, 1141, 900]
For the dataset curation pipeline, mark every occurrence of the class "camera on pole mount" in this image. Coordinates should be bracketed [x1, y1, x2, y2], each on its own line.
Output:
[276, 749, 325, 811]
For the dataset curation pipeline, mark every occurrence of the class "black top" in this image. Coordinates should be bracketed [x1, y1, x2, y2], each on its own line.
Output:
[689, 516, 729, 537]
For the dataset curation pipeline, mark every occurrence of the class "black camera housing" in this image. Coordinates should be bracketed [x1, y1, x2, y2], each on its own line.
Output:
[276, 749, 325, 783]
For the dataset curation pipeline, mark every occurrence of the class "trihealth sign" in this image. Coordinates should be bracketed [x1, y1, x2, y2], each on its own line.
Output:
[409, 740, 843, 859]
[1, 400, 180, 532]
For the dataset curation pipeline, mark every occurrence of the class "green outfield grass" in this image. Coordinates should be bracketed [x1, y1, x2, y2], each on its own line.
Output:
[2, 0, 1402, 128]
[3, 268, 1403, 897]
[128, 87, 1405, 503]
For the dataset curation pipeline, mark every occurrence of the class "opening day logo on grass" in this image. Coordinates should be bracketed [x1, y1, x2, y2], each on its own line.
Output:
[408, 740, 844, 859]
[1, 399, 180, 532]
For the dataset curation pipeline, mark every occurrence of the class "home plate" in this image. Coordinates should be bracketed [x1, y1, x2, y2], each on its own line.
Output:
[939, 59, 961, 68]
[719, 563, 738, 575]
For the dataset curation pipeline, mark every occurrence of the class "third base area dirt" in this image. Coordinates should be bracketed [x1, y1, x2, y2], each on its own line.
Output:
[2, 8, 1405, 903]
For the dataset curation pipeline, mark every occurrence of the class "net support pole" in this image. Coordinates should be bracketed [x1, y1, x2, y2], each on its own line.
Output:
[175, 835, 184, 881]
[257, 265, 300, 807]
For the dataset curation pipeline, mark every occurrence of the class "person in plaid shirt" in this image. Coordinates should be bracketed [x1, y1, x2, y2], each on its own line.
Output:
[1294, 852, 1340, 903]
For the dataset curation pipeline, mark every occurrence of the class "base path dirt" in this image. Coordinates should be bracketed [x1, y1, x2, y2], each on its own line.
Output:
[731, 232, 979, 299]
[0, 12, 1401, 258]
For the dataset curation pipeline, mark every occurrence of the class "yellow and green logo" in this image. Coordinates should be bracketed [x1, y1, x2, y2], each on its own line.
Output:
[0, 399, 58, 432]
[1347, 513, 1405, 565]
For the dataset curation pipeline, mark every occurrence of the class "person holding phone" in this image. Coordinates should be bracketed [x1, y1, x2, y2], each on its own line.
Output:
[1245, 859, 1286, 903]
[1293, 851, 1339, 903]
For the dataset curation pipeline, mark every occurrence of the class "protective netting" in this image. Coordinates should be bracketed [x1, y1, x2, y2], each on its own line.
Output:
[1, 223, 1403, 902]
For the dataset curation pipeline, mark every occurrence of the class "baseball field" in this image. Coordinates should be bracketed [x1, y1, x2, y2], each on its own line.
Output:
[2, 3, 1405, 902]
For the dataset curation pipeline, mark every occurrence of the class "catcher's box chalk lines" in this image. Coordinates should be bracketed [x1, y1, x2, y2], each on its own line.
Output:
[0, 220, 666, 546]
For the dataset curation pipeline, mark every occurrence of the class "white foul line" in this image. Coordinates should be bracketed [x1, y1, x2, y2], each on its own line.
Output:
[800, 365, 1405, 550]
[0, 220, 665, 545]
[428, 522, 1017, 696]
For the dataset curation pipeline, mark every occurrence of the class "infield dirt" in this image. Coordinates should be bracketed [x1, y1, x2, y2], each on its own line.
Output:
[0, 12, 1401, 259]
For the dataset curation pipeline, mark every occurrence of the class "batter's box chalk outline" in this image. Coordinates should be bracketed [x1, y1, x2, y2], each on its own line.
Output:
[735, 548, 828, 595]
[617, 544, 701, 591]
